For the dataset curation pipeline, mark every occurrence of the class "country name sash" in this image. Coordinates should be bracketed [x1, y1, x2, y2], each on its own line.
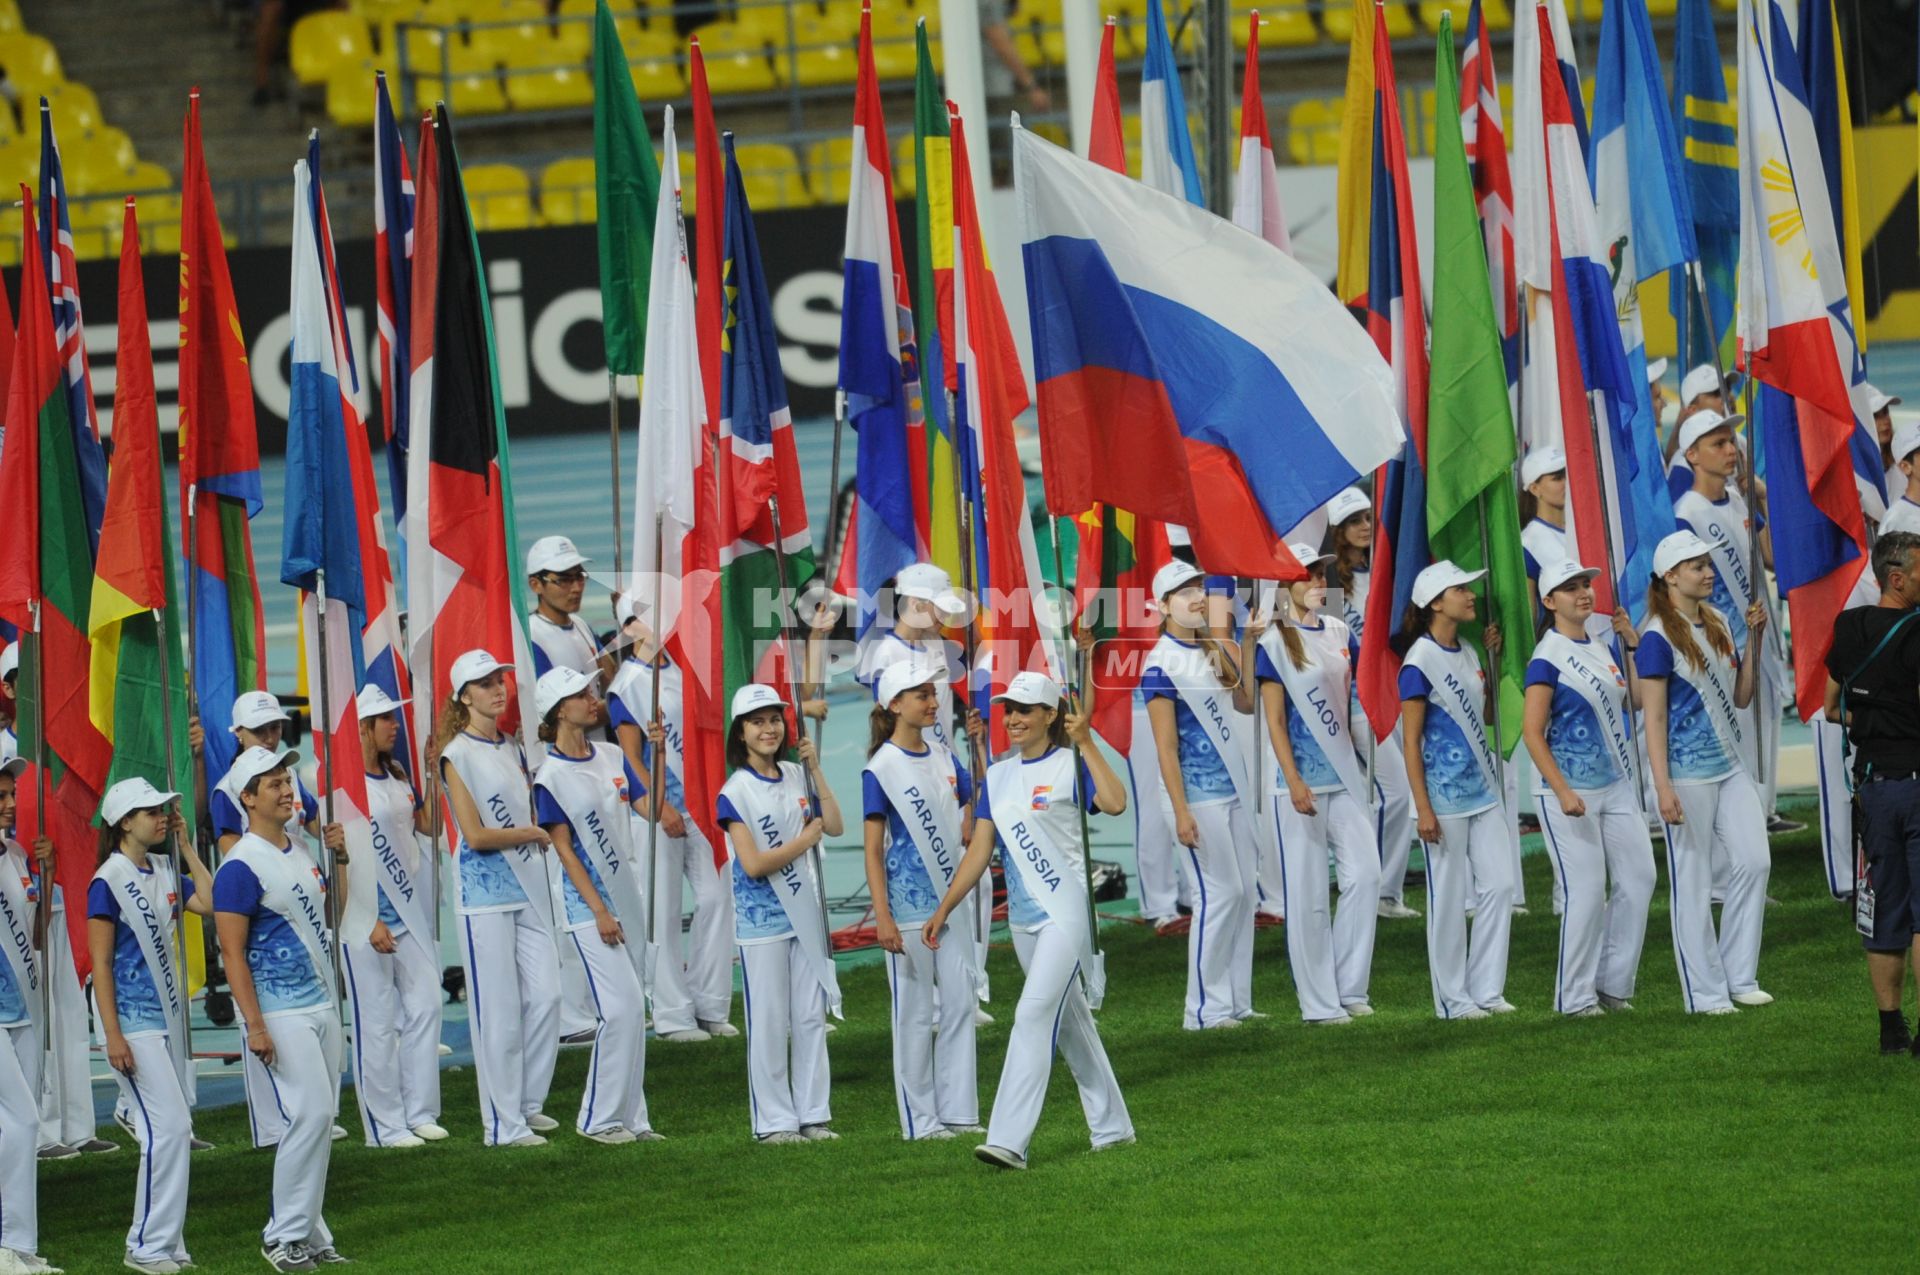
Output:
[1148, 634, 1254, 811]
[0, 842, 40, 1022]
[1403, 637, 1502, 801]
[720, 764, 843, 1017]
[229, 835, 338, 1009]
[865, 741, 986, 1000]
[1259, 624, 1367, 799]
[537, 747, 651, 986]
[1536, 630, 1637, 788]
[985, 751, 1105, 1007]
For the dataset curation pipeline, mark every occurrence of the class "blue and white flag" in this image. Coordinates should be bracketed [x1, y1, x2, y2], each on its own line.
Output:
[1139, 0, 1203, 205]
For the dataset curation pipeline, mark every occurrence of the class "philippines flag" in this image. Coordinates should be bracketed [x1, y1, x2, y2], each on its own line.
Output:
[1737, 0, 1870, 719]
[1230, 13, 1291, 254]
[374, 73, 415, 545]
[1139, 0, 1203, 205]
[1460, 0, 1518, 388]
[37, 101, 106, 546]
[835, 6, 929, 634]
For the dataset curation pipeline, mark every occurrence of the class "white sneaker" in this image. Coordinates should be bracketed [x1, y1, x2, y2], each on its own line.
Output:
[823, 1021, 838, 1034]
[1201, 1017, 1241, 1030]
[1597, 993, 1635, 1012]
[1702, 1005, 1741, 1016]
[328, 1125, 347, 1142]
[799, 1124, 839, 1141]
[1307, 1013, 1353, 1026]
[1342, 1001, 1375, 1017]
[17, 1255, 62, 1275]
[580, 1128, 637, 1145]
[914, 1127, 957, 1141]
[1511, 904, 1531, 917]
[660, 1028, 712, 1043]
[409, 1123, 450, 1142]
[1376, 900, 1421, 919]
[526, 1113, 560, 1133]
[1090, 1133, 1136, 1151]
[973, 1007, 995, 1026]
[632, 1129, 667, 1142]
[944, 1123, 986, 1135]
[757, 1130, 808, 1145]
[259, 1242, 314, 1273]
[374, 1134, 426, 1149]
[1481, 998, 1519, 1015]
[974, 1144, 1027, 1170]
[122, 1259, 178, 1275]
[1571, 1005, 1606, 1018]
[1236, 1009, 1271, 1021]
[1453, 1007, 1492, 1020]
[504, 1133, 548, 1148]
[698, 1020, 740, 1038]
[436, 1043, 453, 1057]
[1732, 989, 1774, 1007]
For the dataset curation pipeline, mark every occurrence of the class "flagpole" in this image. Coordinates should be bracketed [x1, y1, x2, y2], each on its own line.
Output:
[1048, 518, 1103, 955]
[1581, 398, 1648, 804]
[1474, 490, 1507, 791]
[608, 373, 625, 589]
[769, 495, 836, 964]
[1248, 578, 1265, 816]
[153, 605, 195, 1065]
[26, 611, 51, 1063]
[828, 388, 847, 582]
[311, 576, 350, 1013]
[644, 512, 665, 969]
[942, 387, 986, 958]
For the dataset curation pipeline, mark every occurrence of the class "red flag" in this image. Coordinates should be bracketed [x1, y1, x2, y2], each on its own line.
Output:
[1089, 20, 1126, 175]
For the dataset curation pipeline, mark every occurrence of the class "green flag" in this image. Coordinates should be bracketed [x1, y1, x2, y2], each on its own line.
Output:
[593, 0, 661, 376]
[1427, 14, 1530, 753]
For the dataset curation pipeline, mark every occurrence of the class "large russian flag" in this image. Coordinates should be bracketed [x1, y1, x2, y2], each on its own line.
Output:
[1015, 127, 1401, 583]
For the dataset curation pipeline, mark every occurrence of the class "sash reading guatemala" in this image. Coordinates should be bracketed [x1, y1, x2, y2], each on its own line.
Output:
[216, 833, 336, 1015]
[1400, 635, 1500, 817]
[0, 841, 41, 1027]
[1526, 632, 1634, 793]
[717, 761, 842, 1016]
[1673, 488, 1788, 690]
[1637, 613, 1745, 783]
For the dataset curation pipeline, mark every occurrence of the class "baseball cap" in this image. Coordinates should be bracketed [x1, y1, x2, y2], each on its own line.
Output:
[730, 683, 790, 722]
[894, 562, 965, 614]
[1287, 541, 1335, 572]
[99, 777, 181, 829]
[1676, 408, 1745, 456]
[1680, 363, 1723, 405]
[0, 757, 27, 779]
[1325, 487, 1371, 526]
[534, 666, 597, 720]
[0, 642, 15, 682]
[355, 685, 403, 719]
[1652, 530, 1716, 577]
[1151, 560, 1205, 600]
[449, 649, 510, 693]
[1891, 419, 1920, 465]
[876, 658, 942, 708]
[229, 745, 299, 790]
[525, 535, 590, 576]
[1409, 560, 1487, 608]
[992, 671, 1062, 709]
[1645, 356, 1669, 386]
[1520, 445, 1566, 488]
[230, 690, 291, 733]
[1539, 559, 1601, 595]
[1867, 384, 1902, 415]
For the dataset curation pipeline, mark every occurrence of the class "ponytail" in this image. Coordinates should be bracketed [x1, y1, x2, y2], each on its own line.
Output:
[867, 702, 899, 758]
[431, 694, 470, 760]
[1392, 598, 1435, 659]
[1644, 577, 1737, 670]
[1275, 617, 1308, 672]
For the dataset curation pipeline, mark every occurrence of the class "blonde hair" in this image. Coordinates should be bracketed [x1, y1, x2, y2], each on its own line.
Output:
[1645, 576, 1735, 671]
[1274, 618, 1308, 672]
[430, 693, 471, 758]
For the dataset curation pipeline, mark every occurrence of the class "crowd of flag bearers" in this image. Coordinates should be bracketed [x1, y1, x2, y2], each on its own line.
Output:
[0, 0, 1908, 1267]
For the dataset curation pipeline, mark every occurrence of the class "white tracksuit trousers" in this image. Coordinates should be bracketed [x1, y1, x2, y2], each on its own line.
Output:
[112, 1032, 194, 1265]
[1371, 727, 1416, 907]
[459, 906, 561, 1146]
[1815, 718, 1855, 900]
[569, 932, 651, 1136]
[1, 1021, 42, 1259]
[884, 921, 978, 1138]
[36, 917, 92, 1149]
[255, 1008, 340, 1251]
[1127, 702, 1188, 922]
[550, 858, 599, 1039]
[634, 816, 735, 1033]
[1663, 773, 1771, 1012]
[1177, 800, 1258, 1028]
[739, 937, 831, 1137]
[1540, 779, 1657, 1014]
[984, 925, 1133, 1160]
[342, 928, 443, 1145]
[1275, 789, 1379, 1021]
[1423, 807, 1515, 1018]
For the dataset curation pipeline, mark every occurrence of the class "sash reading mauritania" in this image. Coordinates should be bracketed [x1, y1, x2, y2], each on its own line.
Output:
[984, 750, 1105, 1008]
[229, 836, 337, 1008]
[0, 843, 40, 1018]
[1147, 633, 1255, 810]
[719, 762, 843, 1017]
[865, 741, 987, 1000]
[1536, 630, 1636, 785]
[535, 747, 650, 986]
[1258, 625, 1367, 799]
[95, 853, 197, 1099]
[1402, 637, 1502, 801]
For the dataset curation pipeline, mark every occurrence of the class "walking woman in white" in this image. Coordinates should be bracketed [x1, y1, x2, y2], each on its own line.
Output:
[1142, 560, 1260, 1030]
[930, 672, 1134, 1170]
[717, 684, 843, 1145]
[607, 599, 735, 1042]
[436, 649, 562, 1148]
[87, 779, 211, 1273]
[1640, 531, 1774, 1014]
[0, 758, 61, 1275]
[531, 668, 663, 1146]
[1398, 563, 1516, 1020]
[1253, 544, 1378, 1024]
[1523, 561, 1657, 1018]
[212, 748, 349, 1271]
[863, 659, 981, 1140]
[342, 686, 445, 1149]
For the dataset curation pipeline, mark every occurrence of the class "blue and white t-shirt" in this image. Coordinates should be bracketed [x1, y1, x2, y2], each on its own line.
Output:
[862, 743, 973, 925]
[211, 765, 319, 841]
[1138, 640, 1236, 806]
[608, 655, 686, 812]
[976, 749, 1096, 930]
[1399, 636, 1499, 818]
[527, 611, 600, 679]
[1674, 488, 1764, 650]
[716, 762, 817, 944]
[1521, 518, 1567, 584]
[1636, 616, 1740, 785]
[532, 749, 645, 929]
[87, 867, 193, 1037]
[1253, 624, 1357, 795]
[212, 843, 331, 1016]
[365, 769, 423, 934]
[440, 731, 535, 914]
[1526, 636, 1630, 793]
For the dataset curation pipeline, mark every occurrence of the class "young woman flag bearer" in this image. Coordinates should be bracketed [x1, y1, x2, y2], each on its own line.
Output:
[87, 779, 212, 1274]
[930, 672, 1135, 1171]
[1142, 560, 1261, 1030]
[1253, 545, 1379, 1024]
[531, 668, 663, 1145]
[717, 684, 844, 1145]
[436, 649, 563, 1147]
[1398, 563, 1517, 1020]
[0, 759, 61, 1275]
[863, 658, 982, 1140]
[1640, 531, 1774, 1013]
[1523, 562, 1657, 1018]
[342, 686, 446, 1148]
[212, 748, 349, 1271]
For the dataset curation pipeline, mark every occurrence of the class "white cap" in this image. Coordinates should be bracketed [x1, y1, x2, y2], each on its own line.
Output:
[1325, 487, 1371, 526]
[1652, 530, 1716, 577]
[1409, 560, 1487, 608]
[228, 745, 299, 791]
[1520, 446, 1566, 487]
[0, 642, 15, 681]
[1676, 408, 1745, 456]
[449, 649, 510, 693]
[730, 683, 789, 721]
[894, 562, 965, 614]
[1287, 541, 1334, 572]
[1538, 559, 1601, 595]
[355, 685, 403, 719]
[229, 690, 290, 733]
[534, 666, 597, 719]
[99, 777, 181, 828]
[0, 756, 25, 779]
[1151, 559, 1205, 600]
[1646, 356, 1668, 386]
[876, 657, 942, 708]
[525, 535, 590, 576]
[1681, 363, 1723, 405]
[1892, 419, 1920, 465]
[992, 671, 1062, 708]
[1868, 384, 1902, 415]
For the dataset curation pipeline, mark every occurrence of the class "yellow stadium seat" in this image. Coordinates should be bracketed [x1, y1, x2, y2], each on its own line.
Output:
[0, 0, 21, 35]
[1284, 95, 1341, 166]
[803, 136, 851, 203]
[694, 29, 777, 95]
[42, 83, 101, 135]
[1645, 0, 1677, 13]
[808, 0, 864, 42]
[1321, 1, 1414, 41]
[1416, 0, 1512, 32]
[864, 5, 920, 78]
[743, 171, 812, 211]
[733, 140, 807, 205]
[0, 34, 64, 96]
[734, 1, 796, 44]
[0, 101, 16, 143]
[507, 65, 595, 109]
[414, 70, 509, 115]
[787, 40, 857, 88]
[291, 11, 375, 86]
[1564, 0, 1602, 18]
[0, 138, 40, 190]
[539, 155, 597, 224]
[326, 69, 382, 127]
[627, 50, 686, 98]
[892, 132, 917, 198]
[1233, 4, 1318, 48]
[63, 135, 136, 197]
[461, 162, 539, 229]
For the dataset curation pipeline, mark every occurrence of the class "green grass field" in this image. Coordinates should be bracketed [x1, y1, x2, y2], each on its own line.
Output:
[43, 813, 1912, 1272]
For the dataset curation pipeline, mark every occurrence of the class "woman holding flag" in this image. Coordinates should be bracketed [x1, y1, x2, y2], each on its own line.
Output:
[926, 671, 1134, 1171]
[1523, 562, 1656, 1018]
[87, 778, 210, 1274]
[1254, 545, 1379, 1024]
[717, 684, 843, 1145]
[436, 650, 562, 1148]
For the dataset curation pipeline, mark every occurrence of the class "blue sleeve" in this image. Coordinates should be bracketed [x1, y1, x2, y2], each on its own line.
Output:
[210, 789, 242, 838]
[862, 771, 890, 821]
[212, 861, 264, 916]
[1253, 645, 1282, 685]
[86, 877, 118, 922]
[300, 787, 319, 824]
[974, 779, 992, 824]
[953, 755, 974, 806]
[1524, 657, 1560, 690]
[1138, 666, 1178, 703]
[715, 794, 743, 828]
[622, 757, 646, 799]
[1347, 630, 1361, 667]
[533, 787, 567, 828]
[182, 877, 196, 905]
[607, 693, 639, 732]
[1522, 547, 1541, 580]
[530, 642, 554, 679]
[1635, 630, 1674, 679]
[1398, 664, 1432, 701]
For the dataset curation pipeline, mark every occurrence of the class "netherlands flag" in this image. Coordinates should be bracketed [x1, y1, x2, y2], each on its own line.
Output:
[1230, 13, 1291, 255]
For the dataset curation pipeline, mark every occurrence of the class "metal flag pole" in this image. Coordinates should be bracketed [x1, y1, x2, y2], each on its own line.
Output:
[1048, 518, 1102, 952]
[1581, 399, 1648, 803]
[943, 388, 987, 957]
[608, 373, 625, 589]
[154, 605, 194, 1065]
[644, 512, 666, 963]
[827, 388, 847, 581]
[26, 613, 52, 1063]
[1248, 579, 1266, 816]
[769, 495, 835, 959]
[1474, 490, 1508, 791]
[311, 577, 350, 1010]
